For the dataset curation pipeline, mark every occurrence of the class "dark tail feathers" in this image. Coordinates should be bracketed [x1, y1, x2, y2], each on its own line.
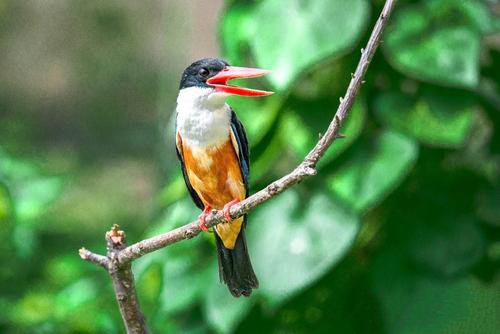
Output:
[215, 228, 258, 297]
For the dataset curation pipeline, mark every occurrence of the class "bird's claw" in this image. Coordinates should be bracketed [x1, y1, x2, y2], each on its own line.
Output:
[198, 205, 212, 232]
[198, 220, 209, 231]
[223, 198, 240, 222]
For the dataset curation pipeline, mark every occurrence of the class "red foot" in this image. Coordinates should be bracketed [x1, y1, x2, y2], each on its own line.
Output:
[198, 205, 212, 231]
[223, 198, 240, 222]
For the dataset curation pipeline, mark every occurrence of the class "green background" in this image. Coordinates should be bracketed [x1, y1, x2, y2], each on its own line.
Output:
[1, 0, 499, 333]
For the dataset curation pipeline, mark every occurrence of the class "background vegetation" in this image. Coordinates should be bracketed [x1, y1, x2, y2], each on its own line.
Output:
[1, 0, 499, 333]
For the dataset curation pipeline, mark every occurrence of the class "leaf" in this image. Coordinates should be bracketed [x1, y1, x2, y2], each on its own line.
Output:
[407, 216, 485, 278]
[247, 0, 370, 89]
[203, 266, 254, 334]
[0, 183, 10, 223]
[383, 0, 489, 88]
[248, 190, 359, 306]
[55, 278, 98, 317]
[282, 99, 365, 167]
[329, 131, 418, 213]
[372, 250, 500, 334]
[374, 89, 475, 148]
[425, 0, 499, 34]
[477, 185, 500, 228]
[219, 2, 255, 65]
[0, 149, 64, 223]
[135, 199, 212, 315]
[227, 94, 282, 145]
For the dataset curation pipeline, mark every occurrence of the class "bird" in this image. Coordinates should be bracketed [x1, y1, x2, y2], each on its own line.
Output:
[174, 58, 272, 297]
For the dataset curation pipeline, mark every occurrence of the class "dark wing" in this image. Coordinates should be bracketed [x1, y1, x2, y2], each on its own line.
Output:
[175, 132, 204, 210]
[229, 108, 250, 195]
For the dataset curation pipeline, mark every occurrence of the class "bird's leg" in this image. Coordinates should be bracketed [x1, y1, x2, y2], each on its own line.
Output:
[223, 198, 240, 223]
[198, 205, 212, 231]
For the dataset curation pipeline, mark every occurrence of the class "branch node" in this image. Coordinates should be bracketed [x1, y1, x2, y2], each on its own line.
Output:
[339, 96, 344, 103]
[184, 229, 198, 239]
[268, 183, 279, 195]
[303, 166, 317, 176]
[106, 224, 126, 246]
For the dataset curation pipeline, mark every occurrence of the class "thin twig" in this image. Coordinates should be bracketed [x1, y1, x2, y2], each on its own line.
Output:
[79, 247, 109, 269]
[80, 1, 397, 332]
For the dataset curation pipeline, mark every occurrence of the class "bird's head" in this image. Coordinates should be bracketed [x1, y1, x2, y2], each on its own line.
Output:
[178, 58, 272, 106]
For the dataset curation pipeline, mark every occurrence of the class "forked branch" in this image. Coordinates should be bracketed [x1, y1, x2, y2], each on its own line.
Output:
[80, 1, 397, 333]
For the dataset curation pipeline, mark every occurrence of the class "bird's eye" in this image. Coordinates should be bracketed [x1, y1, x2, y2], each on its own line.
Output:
[198, 68, 209, 77]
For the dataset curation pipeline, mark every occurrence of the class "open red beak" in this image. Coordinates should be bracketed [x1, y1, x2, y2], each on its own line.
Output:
[207, 66, 273, 97]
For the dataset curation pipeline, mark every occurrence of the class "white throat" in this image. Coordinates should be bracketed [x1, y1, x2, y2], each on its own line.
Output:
[176, 87, 231, 147]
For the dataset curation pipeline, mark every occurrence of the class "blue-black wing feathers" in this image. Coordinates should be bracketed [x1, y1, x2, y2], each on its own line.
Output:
[230, 108, 250, 195]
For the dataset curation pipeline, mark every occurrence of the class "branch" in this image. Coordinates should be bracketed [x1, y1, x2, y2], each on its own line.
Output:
[105, 226, 149, 334]
[79, 247, 109, 269]
[81, 225, 150, 334]
[79, 1, 397, 332]
[116, 0, 397, 264]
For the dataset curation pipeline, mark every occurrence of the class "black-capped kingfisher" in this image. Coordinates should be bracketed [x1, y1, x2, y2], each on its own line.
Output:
[175, 58, 272, 297]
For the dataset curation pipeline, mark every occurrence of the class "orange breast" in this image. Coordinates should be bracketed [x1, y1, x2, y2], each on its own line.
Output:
[182, 136, 246, 249]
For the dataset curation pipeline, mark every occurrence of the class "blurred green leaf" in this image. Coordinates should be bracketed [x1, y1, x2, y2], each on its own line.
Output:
[426, 0, 498, 34]
[45, 255, 87, 287]
[157, 175, 187, 208]
[136, 199, 211, 315]
[228, 95, 282, 146]
[159, 245, 210, 315]
[383, 0, 492, 88]
[219, 2, 255, 65]
[374, 89, 475, 148]
[0, 148, 64, 223]
[250, 128, 285, 182]
[248, 190, 359, 306]
[204, 267, 254, 334]
[329, 131, 418, 213]
[282, 99, 365, 167]
[55, 278, 98, 317]
[407, 216, 485, 278]
[0, 183, 10, 223]
[477, 185, 500, 227]
[11, 291, 55, 326]
[246, 0, 369, 89]
[372, 250, 500, 334]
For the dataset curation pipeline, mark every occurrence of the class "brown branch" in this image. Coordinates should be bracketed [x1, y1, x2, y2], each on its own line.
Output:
[81, 225, 149, 333]
[79, 0, 397, 332]
[105, 225, 149, 334]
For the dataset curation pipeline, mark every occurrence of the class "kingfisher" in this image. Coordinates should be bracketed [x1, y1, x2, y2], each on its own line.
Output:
[175, 58, 272, 297]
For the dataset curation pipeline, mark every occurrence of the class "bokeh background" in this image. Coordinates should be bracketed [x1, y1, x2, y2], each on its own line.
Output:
[1, 0, 499, 333]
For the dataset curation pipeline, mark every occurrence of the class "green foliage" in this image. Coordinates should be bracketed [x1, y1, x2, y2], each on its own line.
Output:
[246, 0, 370, 89]
[249, 191, 359, 305]
[374, 88, 475, 147]
[0, 0, 499, 333]
[329, 130, 418, 213]
[383, 0, 496, 89]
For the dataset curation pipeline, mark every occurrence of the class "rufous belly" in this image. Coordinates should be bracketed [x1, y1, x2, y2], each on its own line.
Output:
[182, 137, 246, 249]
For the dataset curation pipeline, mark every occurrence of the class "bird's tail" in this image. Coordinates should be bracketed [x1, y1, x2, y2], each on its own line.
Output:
[215, 224, 259, 297]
